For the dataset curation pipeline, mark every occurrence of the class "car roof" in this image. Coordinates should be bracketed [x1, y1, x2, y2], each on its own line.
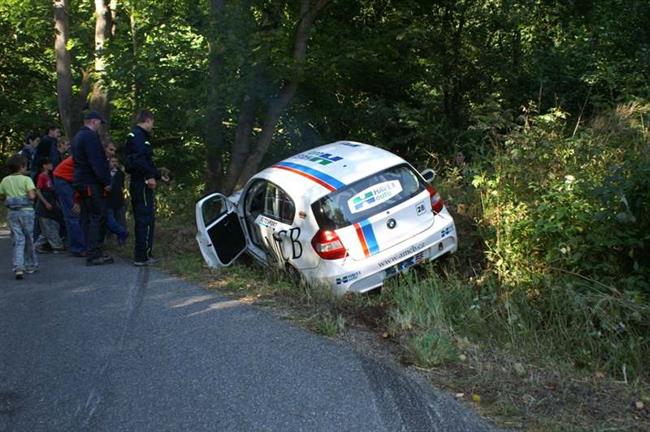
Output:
[255, 141, 406, 206]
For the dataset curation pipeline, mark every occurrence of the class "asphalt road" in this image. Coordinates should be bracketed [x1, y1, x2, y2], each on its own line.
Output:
[0, 228, 497, 432]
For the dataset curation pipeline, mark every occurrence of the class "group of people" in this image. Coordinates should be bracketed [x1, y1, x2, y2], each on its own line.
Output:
[0, 110, 167, 279]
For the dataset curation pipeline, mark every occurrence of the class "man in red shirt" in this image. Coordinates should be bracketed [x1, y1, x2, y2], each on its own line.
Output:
[53, 155, 86, 256]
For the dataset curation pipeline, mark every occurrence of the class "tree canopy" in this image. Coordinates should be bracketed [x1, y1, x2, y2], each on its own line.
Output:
[1, 0, 647, 183]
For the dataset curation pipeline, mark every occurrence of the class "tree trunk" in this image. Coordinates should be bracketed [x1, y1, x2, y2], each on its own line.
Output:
[129, 5, 139, 108]
[54, 0, 74, 138]
[233, 0, 330, 188]
[440, 4, 466, 130]
[204, 0, 227, 191]
[91, 0, 114, 143]
[233, 80, 298, 188]
[221, 91, 258, 195]
[54, 0, 100, 138]
[109, 0, 118, 36]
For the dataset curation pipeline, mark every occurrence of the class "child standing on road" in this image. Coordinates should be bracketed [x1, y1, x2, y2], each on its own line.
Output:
[34, 158, 64, 254]
[0, 154, 38, 279]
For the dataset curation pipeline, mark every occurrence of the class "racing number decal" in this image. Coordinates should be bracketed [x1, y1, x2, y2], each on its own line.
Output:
[273, 227, 303, 260]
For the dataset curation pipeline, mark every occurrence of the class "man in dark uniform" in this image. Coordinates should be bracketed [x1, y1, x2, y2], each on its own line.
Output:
[125, 110, 167, 266]
[37, 125, 61, 172]
[71, 111, 114, 266]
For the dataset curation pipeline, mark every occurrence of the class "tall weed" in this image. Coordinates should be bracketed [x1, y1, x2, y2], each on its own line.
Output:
[385, 269, 649, 378]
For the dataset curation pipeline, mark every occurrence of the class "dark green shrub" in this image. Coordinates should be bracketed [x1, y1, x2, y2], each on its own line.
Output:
[466, 102, 650, 377]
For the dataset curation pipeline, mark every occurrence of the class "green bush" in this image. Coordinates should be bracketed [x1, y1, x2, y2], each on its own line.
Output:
[473, 103, 649, 290]
[465, 102, 650, 377]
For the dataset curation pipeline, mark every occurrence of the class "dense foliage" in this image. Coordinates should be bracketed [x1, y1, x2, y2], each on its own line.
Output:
[440, 103, 650, 377]
[0, 0, 648, 378]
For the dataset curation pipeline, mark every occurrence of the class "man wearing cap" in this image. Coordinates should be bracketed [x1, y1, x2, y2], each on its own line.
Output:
[125, 110, 168, 266]
[70, 111, 113, 265]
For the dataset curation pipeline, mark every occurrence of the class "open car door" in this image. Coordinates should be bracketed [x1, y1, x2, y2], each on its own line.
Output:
[195, 193, 247, 268]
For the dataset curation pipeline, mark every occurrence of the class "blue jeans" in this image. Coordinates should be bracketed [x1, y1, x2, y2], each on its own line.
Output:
[8, 210, 38, 271]
[36, 217, 64, 250]
[54, 177, 86, 254]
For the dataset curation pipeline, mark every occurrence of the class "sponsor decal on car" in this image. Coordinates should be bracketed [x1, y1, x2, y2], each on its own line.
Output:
[441, 225, 454, 239]
[294, 151, 343, 166]
[377, 242, 427, 269]
[354, 219, 380, 257]
[336, 271, 361, 285]
[384, 251, 426, 277]
[255, 215, 278, 229]
[271, 161, 345, 191]
[348, 180, 403, 214]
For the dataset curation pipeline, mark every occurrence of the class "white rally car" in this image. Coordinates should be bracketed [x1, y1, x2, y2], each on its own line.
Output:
[195, 141, 457, 294]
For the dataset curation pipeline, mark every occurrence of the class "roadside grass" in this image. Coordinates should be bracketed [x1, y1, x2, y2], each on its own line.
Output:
[381, 266, 650, 431]
[139, 183, 650, 431]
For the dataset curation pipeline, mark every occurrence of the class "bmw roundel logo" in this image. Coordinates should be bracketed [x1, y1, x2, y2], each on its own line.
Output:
[387, 218, 397, 229]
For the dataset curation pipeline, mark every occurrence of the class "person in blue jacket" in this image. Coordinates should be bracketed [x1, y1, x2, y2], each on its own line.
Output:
[125, 110, 168, 266]
[71, 111, 114, 266]
[20, 132, 40, 180]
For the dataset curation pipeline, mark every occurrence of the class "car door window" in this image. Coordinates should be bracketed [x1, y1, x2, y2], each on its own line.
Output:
[245, 181, 266, 219]
[264, 182, 295, 224]
[201, 196, 227, 227]
[244, 180, 267, 248]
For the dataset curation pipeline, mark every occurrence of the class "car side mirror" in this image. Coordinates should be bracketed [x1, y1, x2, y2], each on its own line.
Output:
[420, 168, 436, 183]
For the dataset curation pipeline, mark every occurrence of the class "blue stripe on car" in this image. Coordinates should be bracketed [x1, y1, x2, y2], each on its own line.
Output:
[274, 161, 346, 190]
[360, 219, 380, 255]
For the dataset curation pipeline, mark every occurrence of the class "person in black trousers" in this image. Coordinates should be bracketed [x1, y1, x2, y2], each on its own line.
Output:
[71, 111, 114, 266]
[125, 110, 168, 266]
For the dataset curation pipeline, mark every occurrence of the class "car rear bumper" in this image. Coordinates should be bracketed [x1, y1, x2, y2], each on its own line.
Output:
[301, 208, 458, 294]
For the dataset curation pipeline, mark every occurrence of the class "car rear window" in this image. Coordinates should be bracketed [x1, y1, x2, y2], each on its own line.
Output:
[311, 163, 426, 229]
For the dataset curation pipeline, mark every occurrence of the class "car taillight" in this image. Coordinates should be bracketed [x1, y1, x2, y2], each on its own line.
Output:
[311, 229, 347, 260]
[426, 184, 444, 214]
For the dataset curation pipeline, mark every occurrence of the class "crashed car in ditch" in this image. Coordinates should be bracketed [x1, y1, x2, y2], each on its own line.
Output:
[195, 141, 457, 294]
